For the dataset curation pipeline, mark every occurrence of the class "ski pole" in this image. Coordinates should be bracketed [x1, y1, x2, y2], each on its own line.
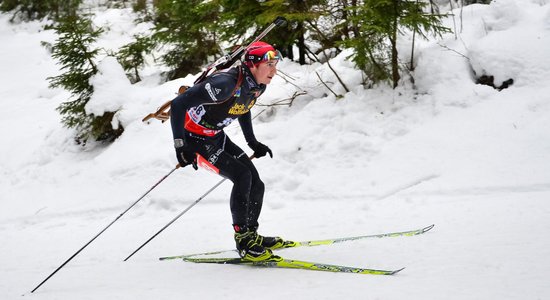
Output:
[123, 177, 226, 261]
[124, 155, 255, 261]
[30, 164, 181, 293]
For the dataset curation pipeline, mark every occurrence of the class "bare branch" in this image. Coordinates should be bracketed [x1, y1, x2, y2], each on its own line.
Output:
[256, 91, 308, 108]
[436, 42, 470, 61]
[315, 71, 341, 98]
[322, 50, 350, 93]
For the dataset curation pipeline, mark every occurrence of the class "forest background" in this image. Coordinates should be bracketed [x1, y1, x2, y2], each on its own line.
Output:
[0, 0, 483, 143]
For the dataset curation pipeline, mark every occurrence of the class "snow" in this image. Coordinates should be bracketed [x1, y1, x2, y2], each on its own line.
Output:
[1, 1, 550, 299]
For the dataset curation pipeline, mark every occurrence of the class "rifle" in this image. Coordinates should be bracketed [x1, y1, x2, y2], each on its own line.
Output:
[142, 16, 287, 123]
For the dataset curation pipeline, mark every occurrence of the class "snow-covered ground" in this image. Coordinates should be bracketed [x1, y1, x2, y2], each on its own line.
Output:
[1, 1, 549, 299]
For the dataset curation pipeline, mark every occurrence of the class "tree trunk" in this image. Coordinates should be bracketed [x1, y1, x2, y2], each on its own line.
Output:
[391, 1, 400, 88]
[296, 22, 306, 65]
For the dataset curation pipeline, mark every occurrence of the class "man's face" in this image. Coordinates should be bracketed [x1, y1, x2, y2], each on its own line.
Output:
[251, 60, 278, 85]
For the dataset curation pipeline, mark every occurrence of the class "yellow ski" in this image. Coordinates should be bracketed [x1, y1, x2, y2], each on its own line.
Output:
[159, 224, 434, 261]
[181, 255, 404, 275]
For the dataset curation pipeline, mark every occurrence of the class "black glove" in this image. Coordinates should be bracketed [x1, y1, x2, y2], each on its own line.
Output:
[248, 141, 273, 158]
[174, 138, 198, 170]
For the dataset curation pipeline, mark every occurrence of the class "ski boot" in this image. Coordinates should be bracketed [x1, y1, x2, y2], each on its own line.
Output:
[234, 225, 275, 261]
[251, 226, 296, 250]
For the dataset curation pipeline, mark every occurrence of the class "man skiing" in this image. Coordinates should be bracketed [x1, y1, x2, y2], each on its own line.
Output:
[169, 41, 286, 261]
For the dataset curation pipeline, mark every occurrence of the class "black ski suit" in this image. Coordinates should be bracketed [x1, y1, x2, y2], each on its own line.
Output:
[170, 65, 267, 228]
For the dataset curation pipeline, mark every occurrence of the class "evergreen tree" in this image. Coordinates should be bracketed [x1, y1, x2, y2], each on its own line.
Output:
[0, 0, 81, 22]
[214, 0, 261, 45]
[215, 0, 326, 64]
[116, 34, 154, 83]
[342, 0, 450, 88]
[48, 15, 123, 144]
[132, 0, 147, 13]
[152, 0, 220, 80]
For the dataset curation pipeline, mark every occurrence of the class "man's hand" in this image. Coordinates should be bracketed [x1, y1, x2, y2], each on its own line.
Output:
[248, 141, 273, 158]
[174, 138, 198, 170]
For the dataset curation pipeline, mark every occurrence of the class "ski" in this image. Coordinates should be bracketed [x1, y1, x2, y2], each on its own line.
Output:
[181, 255, 404, 275]
[159, 224, 434, 261]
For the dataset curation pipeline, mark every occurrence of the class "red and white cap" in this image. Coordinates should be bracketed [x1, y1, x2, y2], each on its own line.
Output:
[244, 41, 282, 67]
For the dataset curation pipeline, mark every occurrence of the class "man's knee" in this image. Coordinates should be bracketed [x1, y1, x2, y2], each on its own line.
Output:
[253, 178, 265, 194]
[234, 164, 252, 186]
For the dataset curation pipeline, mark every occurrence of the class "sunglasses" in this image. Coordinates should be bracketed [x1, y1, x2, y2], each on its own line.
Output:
[247, 49, 283, 64]
[263, 50, 282, 62]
